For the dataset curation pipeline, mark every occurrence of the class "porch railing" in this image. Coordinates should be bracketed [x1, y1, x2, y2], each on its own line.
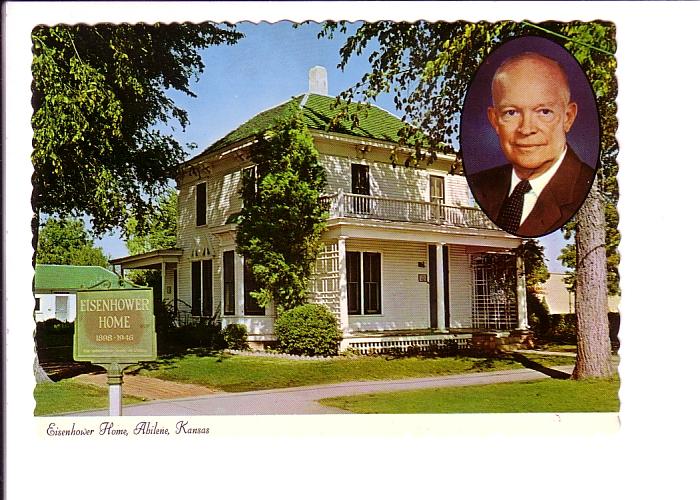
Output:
[319, 191, 497, 230]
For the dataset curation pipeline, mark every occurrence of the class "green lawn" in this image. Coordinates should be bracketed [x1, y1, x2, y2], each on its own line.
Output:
[318, 377, 620, 413]
[136, 352, 575, 393]
[34, 380, 146, 416]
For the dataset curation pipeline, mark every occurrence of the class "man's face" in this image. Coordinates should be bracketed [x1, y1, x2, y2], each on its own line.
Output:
[487, 58, 577, 178]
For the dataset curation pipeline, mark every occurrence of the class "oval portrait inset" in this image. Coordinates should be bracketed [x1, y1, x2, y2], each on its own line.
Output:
[460, 36, 600, 238]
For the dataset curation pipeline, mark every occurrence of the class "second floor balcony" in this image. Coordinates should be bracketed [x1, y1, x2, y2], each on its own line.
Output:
[320, 190, 498, 231]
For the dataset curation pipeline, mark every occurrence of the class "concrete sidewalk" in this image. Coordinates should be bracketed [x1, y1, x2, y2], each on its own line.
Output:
[69, 365, 574, 416]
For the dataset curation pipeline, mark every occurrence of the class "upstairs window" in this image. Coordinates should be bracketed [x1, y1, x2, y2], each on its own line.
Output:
[241, 166, 259, 205]
[351, 164, 370, 196]
[196, 182, 207, 226]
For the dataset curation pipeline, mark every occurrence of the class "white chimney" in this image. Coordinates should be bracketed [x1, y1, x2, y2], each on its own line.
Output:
[308, 66, 328, 95]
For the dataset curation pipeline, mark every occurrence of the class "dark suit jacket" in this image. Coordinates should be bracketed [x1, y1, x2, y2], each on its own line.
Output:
[467, 147, 595, 238]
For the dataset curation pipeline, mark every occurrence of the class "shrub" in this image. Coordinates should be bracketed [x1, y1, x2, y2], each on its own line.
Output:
[222, 323, 249, 351]
[527, 292, 550, 337]
[154, 300, 177, 335]
[158, 321, 222, 354]
[35, 320, 74, 348]
[274, 304, 342, 356]
[538, 313, 621, 348]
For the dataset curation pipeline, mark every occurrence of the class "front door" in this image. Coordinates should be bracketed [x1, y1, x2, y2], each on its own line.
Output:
[428, 245, 450, 329]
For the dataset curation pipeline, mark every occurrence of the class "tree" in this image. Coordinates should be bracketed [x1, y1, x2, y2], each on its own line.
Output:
[125, 187, 178, 255]
[31, 23, 242, 234]
[36, 216, 109, 267]
[518, 240, 551, 337]
[235, 112, 327, 312]
[123, 187, 178, 287]
[321, 20, 617, 378]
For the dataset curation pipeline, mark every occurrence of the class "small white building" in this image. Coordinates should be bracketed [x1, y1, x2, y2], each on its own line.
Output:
[113, 68, 530, 352]
[34, 264, 123, 322]
[540, 272, 620, 315]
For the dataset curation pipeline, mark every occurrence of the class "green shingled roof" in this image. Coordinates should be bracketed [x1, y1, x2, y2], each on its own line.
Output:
[34, 264, 123, 292]
[199, 93, 413, 158]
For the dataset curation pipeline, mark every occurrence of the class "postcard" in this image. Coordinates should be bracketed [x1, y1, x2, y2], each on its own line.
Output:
[4, 2, 698, 498]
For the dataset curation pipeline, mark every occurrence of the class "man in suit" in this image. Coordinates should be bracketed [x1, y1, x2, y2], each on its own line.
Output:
[467, 52, 595, 238]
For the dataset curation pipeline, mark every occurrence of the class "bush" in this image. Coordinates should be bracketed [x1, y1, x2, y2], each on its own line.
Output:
[158, 321, 222, 354]
[527, 292, 550, 337]
[274, 304, 342, 356]
[35, 319, 74, 348]
[537, 313, 621, 348]
[222, 323, 249, 351]
[154, 300, 177, 335]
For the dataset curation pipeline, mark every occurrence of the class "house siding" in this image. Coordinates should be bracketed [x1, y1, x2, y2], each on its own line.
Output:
[345, 239, 430, 332]
[320, 152, 470, 206]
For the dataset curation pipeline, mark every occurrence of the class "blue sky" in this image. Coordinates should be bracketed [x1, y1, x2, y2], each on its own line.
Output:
[95, 21, 569, 272]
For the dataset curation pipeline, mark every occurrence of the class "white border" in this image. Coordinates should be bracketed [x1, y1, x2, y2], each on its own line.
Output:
[5, 2, 700, 498]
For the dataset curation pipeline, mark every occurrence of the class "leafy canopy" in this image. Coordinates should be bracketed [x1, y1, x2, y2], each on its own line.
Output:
[235, 112, 327, 312]
[36, 217, 109, 267]
[124, 187, 178, 255]
[31, 22, 242, 234]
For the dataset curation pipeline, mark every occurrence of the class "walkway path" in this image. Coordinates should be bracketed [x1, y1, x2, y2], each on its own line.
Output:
[74, 373, 222, 399]
[69, 365, 574, 416]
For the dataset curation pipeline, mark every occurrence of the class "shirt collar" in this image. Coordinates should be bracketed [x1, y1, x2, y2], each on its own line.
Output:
[509, 146, 568, 197]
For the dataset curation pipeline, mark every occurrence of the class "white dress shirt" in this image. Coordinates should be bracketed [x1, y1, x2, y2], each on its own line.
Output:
[508, 146, 568, 226]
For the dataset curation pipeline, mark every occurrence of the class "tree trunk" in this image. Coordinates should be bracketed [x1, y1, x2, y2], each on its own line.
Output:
[572, 178, 614, 379]
[34, 356, 53, 384]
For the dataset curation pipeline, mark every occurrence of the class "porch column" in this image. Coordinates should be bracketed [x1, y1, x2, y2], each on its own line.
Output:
[161, 262, 167, 302]
[436, 242, 446, 332]
[235, 253, 245, 316]
[337, 237, 349, 334]
[516, 253, 529, 330]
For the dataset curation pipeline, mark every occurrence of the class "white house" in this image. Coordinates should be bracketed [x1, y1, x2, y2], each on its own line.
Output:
[34, 264, 123, 322]
[112, 67, 530, 352]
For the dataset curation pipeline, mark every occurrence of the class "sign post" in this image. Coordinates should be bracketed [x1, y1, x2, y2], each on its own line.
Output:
[74, 287, 157, 416]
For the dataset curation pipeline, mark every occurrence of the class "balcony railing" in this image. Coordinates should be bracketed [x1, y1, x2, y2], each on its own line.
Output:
[319, 191, 498, 230]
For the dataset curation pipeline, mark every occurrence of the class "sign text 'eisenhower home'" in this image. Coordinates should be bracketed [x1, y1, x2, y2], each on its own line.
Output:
[74, 289, 156, 362]
[79, 297, 151, 330]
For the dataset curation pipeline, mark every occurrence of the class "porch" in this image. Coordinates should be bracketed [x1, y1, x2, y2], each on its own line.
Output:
[308, 231, 530, 352]
[109, 248, 182, 304]
[320, 190, 498, 230]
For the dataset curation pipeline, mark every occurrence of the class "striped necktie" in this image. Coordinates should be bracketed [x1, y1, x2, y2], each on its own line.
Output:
[497, 179, 531, 233]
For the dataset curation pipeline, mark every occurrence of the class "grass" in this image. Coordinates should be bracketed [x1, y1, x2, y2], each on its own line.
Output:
[135, 352, 575, 393]
[318, 376, 620, 413]
[34, 380, 146, 416]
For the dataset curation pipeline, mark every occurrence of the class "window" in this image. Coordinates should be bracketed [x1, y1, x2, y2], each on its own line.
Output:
[241, 166, 259, 204]
[430, 175, 445, 219]
[351, 164, 371, 214]
[35, 297, 41, 311]
[244, 258, 265, 316]
[196, 182, 207, 226]
[351, 164, 370, 195]
[191, 260, 213, 316]
[347, 251, 381, 315]
[223, 251, 235, 315]
[55, 295, 69, 322]
[347, 252, 361, 315]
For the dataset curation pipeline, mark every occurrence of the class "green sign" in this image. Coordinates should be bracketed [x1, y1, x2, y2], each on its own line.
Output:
[74, 288, 157, 363]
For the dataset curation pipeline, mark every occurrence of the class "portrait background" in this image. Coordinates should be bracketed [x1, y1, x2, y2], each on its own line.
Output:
[460, 35, 601, 174]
